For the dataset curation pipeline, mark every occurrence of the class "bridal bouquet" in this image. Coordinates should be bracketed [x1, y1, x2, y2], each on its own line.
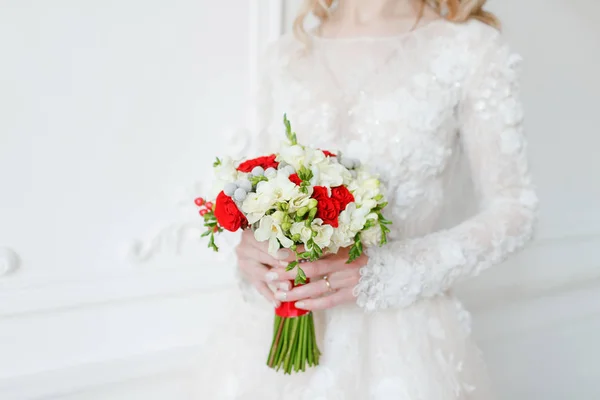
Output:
[195, 115, 391, 374]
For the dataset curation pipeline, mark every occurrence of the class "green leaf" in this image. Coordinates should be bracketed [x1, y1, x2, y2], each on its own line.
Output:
[363, 220, 375, 230]
[213, 157, 222, 167]
[298, 166, 313, 182]
[208, 233, 219, 252]
[347, 234, 362, 263]
[283, 114, 297, 145]
[294, 267, 307, 285]
[250, 175, 268, 186]
[201, 230, 211, 238]
[375, 201, 388, 211]
[286, 260, 299, 272]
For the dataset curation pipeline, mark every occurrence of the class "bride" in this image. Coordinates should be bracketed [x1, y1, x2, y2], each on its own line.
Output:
[197, 0, 538, 398]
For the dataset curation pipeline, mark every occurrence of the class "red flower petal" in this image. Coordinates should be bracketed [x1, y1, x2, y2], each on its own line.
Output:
[288, 173, 302, 185]
[237, 154, 279, 173]
[331, 186, 355, 212]
[213, 191, 247, 232]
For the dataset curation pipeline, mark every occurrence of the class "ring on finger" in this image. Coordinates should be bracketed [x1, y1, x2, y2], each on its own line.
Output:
[322, 275, 335, 292]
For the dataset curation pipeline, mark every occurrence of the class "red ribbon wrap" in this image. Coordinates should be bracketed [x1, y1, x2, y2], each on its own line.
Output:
[275, 279, 310, 318]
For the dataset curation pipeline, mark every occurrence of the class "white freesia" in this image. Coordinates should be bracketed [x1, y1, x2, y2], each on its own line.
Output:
[328, 226, 352, 254]
[287, 193, 312, 213]
[271, 170, 301, 202]
[242, 170, 300, 224]
[329, 203, 363, 253]
[290, 222, 313, 244]
[361, 224, 383, 247]
[279, 145, 333, 172]
[348, 169, 382, 205]
[313, 161, 352, 188]
[254, 211, 294, 256]
[310, 218, 334, 250]
[278, 144, 307, 170]
[242, 191, 275, 224]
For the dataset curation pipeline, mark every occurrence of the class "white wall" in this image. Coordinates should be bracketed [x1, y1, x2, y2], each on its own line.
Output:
[0, 1, 280, 398]
[1, 0, 599, 399]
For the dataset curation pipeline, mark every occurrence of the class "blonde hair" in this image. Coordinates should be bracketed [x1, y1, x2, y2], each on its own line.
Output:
[293, 0, 500, 43]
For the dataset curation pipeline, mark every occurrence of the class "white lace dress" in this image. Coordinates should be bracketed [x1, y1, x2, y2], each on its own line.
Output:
[195, 19, 538, 400]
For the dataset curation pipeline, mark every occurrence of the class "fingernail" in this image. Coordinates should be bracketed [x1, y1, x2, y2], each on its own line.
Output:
[275, 249, 290, 260]
[277, 282, 291, 291]
[265, 271, 278, 281]
[279, 260, 289, 267]
[275, 291, 287, 301]
[273, 300, 281, 308]
[295, 301, 306, 309]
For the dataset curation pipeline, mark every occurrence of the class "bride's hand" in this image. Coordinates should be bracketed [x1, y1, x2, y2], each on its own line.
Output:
[265, 247, 368, 311]
[235, 229, 295, 307]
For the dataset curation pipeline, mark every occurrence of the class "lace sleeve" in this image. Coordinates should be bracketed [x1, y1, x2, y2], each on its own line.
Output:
[354, 34, 539, 311]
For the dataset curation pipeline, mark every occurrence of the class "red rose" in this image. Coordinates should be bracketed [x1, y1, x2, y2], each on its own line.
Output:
[311, 186, 341, 227]
[237, 154, 279, 173]
[214, 191, 247, 232]
[321, 150, 336, 157]
[331, 186, 355, 212]
[288, 173, 302, 185]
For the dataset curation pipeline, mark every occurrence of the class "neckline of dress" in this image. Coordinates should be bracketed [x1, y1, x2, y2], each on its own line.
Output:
[308, 18, 445, 43]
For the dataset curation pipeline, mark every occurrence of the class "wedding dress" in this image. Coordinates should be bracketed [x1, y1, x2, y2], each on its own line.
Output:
[195, 19, 538, 399]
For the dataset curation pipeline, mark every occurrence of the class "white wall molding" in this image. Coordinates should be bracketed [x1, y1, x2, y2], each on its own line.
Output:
[126, 221, 205, 264]
[1, 231, 598, 319]
[0, 267, 232, 318]
[0, 344, 203, 400]
[0, 247, 20, 277]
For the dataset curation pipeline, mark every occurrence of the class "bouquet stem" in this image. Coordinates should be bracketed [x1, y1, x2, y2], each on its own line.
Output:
[266, 286, 320, 374]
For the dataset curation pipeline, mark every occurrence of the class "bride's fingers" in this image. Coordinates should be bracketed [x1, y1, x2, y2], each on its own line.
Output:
[253, 280, 280, 307]
[238, 259, 271, 282]
[294, 288, 355, 311]
[237, 243, 286, 268]
[273, 279, 332, 302]
[267, 258, 342, 282]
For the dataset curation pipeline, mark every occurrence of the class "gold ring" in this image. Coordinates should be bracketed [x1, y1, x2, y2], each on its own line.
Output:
[322, 275, 334, 292]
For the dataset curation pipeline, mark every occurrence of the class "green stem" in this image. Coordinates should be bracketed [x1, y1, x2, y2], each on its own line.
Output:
[302, 315, 308, 371]
[307, 315, 314, 366]
[273, 318, 288, 370]
[295, 316, 304, 372]
[267, 316, 285, 368]
[283, 318, 299, 374]
[309, 313, 320, 363]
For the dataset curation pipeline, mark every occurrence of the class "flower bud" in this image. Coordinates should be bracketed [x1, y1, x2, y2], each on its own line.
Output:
[264, 167, 277, 178]
[296, 207, 309, 217]
[291, 234, 301, 242]
[251, 166, 264, 176]
[307, 199, 318, 209]
[308, 207, 318, 219]
[233, 188, 247, 202]
[223, 183, 237, 197]
[282, 222, 292, 232]
[374, 194, 383, 201]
